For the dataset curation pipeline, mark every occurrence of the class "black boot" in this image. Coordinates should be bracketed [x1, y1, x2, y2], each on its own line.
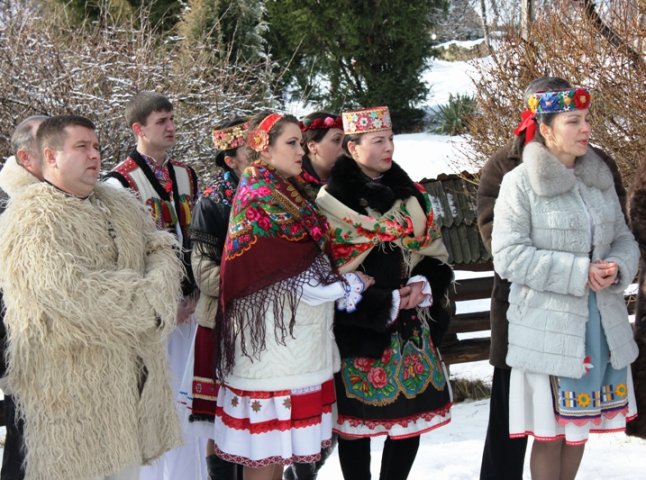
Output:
[378, 436, 420, 480]
[338, 437, 371, 480]
[283, 433, 339, 480]
[283, 462, 316, 480]
[206, 454, 239, 480]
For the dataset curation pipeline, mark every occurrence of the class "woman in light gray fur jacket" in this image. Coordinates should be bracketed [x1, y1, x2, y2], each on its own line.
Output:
[491, 87, 639, 480]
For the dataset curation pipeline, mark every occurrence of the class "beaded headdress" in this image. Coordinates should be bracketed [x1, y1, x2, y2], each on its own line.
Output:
[212, 122, 248, 151]
[341, 106, 392, 134]
[527, 88, 592, 114]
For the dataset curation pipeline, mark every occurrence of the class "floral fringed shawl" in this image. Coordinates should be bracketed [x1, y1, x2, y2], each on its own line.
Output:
[214, 161, 338, 379]
[316, 183, 448, 275]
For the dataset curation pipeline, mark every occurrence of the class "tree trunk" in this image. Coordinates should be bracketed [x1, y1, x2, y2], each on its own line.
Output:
[479, 0, 491, 51]
[520, 0, 534, 42]
[581, 0, 645, 69]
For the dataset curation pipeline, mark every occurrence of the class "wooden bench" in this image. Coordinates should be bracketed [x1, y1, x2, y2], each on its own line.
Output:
[441, 273, 493, 365]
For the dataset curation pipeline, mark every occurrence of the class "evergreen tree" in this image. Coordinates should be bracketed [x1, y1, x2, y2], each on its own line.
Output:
[178, 0, 267, 62]
[265, 0, 448, 131]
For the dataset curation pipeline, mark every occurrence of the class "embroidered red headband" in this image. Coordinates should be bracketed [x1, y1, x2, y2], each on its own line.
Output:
[341, 106, 392, 134]
[248, 113, 283, 152]
[299, 115, 343, 132]
[527, 88, 592, 114]
[212, 122, 248, 151]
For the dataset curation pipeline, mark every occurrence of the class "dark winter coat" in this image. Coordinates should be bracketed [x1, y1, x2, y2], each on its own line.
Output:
[626, 165, 646, 439]
[323, 155, 454, 359]
[189, 170, 238, 328]
[476, 141, 627, 369]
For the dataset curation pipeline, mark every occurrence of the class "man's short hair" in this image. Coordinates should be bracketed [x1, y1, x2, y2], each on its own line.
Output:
[37, 115, 96, 152]
[125, 92, 173, 128]
[10, 115, 49, 155]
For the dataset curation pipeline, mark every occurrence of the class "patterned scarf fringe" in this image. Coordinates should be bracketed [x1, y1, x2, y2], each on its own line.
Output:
[214, 253, 340, 381]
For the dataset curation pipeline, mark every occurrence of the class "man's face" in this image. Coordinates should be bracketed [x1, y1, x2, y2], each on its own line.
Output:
[135, 109, 176, 154]
[43, 126, 101, 197]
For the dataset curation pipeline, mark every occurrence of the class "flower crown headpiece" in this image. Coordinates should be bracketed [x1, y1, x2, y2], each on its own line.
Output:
[248, 113, 283, 152]
[212, 122, 249, 151]
[342, 106, 392, 134]
[299, 115, 343, 132]
[527, 88, 592, 114]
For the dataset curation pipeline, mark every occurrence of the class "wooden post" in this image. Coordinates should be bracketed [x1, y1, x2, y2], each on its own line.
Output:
[521, 0, 534, 42]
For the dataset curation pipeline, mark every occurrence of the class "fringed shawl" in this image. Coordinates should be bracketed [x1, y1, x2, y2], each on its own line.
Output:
[214, 161, 338, 379]
[316, 184, 448, 275]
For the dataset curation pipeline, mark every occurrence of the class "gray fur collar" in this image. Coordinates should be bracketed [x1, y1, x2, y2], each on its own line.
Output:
[522, 142, 613, 197]
[0, 156, 39, 198]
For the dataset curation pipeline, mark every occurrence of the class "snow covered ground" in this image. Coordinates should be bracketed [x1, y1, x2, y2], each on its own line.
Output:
[2, 40, 645, 479]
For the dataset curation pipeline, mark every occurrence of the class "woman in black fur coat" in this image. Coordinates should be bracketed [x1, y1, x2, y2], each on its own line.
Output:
[316, 106, 454, 480]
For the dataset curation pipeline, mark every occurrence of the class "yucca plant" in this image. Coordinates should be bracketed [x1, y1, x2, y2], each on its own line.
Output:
[431, 93, 476, 136]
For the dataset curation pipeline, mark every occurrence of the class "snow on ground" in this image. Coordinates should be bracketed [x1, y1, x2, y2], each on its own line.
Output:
[393, 132, 475, 182]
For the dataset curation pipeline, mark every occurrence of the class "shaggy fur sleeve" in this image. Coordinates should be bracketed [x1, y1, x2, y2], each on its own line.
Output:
[491, 171, 590, 297]
[0, 195, 168, 346]
[605, 189, 639, 293]
[141, 219, 184, 335]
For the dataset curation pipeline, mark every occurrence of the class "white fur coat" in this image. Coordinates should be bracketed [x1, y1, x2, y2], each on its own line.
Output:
[0, 183, 183, 480]
[492, 142, 639, 378]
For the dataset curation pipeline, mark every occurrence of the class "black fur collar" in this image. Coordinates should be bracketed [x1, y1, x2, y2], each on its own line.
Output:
[325, 155, 422, 214]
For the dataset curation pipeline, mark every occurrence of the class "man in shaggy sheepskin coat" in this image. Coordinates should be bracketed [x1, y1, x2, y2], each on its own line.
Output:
[0, 115, 48, 480]
[0, 115, 183, 480]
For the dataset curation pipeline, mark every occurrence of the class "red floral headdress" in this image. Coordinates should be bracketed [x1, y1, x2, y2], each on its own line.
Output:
[247, 113, 283, 152]
[299, 115, 343, 132]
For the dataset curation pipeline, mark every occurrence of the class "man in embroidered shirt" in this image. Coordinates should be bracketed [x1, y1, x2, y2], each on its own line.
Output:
[104, 92, 205, 480]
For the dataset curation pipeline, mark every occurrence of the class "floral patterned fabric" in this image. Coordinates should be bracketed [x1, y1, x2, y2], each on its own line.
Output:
[341, 317, 447, 406]
[317, 184, 446, 274]
[224, 161, 329, 259]
[202, 170, 237, 208]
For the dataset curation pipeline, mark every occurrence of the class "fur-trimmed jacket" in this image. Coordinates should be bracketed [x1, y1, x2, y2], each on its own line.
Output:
[476, 141, 627, 369]
[492, 142, 638, 378]
[0, 183, 183, 480]
[318, 155, 454, 359]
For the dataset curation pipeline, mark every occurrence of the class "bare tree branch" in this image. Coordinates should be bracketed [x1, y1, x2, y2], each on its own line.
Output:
[581, 0, 645, 69]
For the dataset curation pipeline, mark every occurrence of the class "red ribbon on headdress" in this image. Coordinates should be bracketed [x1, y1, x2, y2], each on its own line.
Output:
[248, 113, 283, 152]
[513, 109, 537, 144]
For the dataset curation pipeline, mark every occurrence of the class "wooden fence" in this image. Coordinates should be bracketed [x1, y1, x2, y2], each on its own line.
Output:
[441, 273, 494, 365]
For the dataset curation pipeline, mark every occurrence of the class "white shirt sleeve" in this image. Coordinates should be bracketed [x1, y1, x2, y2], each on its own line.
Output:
[103, 177, 126, 189]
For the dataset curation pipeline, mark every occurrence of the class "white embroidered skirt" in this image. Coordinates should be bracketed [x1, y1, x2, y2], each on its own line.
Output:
[213, 379, 335, 468]
[509, 368, 636, 445]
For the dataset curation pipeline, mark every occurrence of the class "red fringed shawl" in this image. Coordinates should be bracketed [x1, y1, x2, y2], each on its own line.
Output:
[214, 161, 337, 379]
